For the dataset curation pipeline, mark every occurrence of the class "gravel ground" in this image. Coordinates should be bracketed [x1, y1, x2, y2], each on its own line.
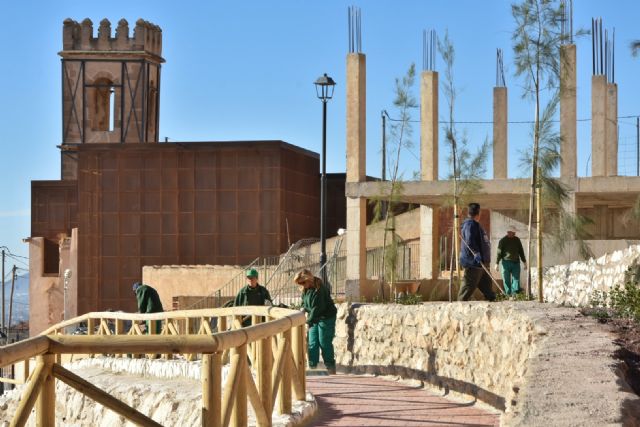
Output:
[504, 303, 640, 426]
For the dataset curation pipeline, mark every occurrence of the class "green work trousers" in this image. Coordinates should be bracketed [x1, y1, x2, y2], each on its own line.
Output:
[308, 316, 336, 369]
[458, 266, 496, 302]
[501, 260, 521, 295]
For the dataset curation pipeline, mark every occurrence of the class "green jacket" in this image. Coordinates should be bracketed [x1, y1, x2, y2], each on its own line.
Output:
[233, 284, 272, 307]
[135, 285, 163, 313]
[302, 282, 337, 325]
[496, 235, 526, 263]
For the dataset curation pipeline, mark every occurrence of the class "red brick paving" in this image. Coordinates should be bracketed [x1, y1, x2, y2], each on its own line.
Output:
[306, 374, 500, 427]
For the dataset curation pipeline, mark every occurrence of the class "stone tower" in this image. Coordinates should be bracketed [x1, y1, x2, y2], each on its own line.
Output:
[59, 18, 164, 179]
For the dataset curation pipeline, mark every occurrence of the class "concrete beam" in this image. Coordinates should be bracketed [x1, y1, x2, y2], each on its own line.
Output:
[346, 176, 640, 208]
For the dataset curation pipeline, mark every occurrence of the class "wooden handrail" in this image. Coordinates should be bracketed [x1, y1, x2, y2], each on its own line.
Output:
[40, 306, 301, 336]
[0, 335, 49, 368]
[3, 307, 307, 427]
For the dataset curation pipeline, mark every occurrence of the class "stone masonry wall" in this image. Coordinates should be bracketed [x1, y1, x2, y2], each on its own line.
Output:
[532, 244, 640, 306]
[334, 302, 542, 412]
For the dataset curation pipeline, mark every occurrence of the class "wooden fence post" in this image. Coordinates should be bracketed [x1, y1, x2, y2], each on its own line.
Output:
[259, 326, 273, 419]
[278, 329, 292, 415]
[201, 353, 221, 427]
[232, 344, 247, 427]
[35, 354, 55, 427]
[292, 325, 306, 399]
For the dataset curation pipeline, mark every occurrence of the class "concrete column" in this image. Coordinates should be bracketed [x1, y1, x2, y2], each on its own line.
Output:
[420, 71, 438, 181]
[345, 53, 366, 299]
[419, 205, 440, 280]
[560, 44, 577, 178]
[591, 75, 607, 177]
[346, 53, 366, 183]
[493, 87, 508, 179]
[606, 83, 618, 176]
[594, 204, 609, 239]
[346, 197, 367, 299]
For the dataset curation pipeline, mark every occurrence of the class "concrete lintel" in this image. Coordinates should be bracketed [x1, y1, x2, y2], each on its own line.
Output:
[346, 176, 640, 208]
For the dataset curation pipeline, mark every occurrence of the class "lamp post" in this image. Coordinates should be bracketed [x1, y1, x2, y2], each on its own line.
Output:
[314, 73, 336, 286]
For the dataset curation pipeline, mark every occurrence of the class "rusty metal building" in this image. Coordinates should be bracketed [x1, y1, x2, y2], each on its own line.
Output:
[28, 18, 339, 333]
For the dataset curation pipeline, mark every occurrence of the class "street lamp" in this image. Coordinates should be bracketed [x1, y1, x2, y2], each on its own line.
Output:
[314, 73, 336, 286]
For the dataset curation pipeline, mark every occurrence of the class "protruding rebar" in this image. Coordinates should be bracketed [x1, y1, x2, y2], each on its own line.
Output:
[592, 18, 615, 83]
[496, 48, 506, 87]
[422, 29, 436, 71]
[348, 6, 362, 53]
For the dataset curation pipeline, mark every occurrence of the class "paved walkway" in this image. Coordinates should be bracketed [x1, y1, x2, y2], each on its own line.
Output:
[306, 374, 500, 427]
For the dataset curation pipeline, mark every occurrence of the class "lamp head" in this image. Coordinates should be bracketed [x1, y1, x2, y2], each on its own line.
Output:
[314, 73, 336, 102]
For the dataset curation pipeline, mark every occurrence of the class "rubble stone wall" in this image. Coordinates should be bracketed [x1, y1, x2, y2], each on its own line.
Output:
[532, 244, 640, 306]
[333, 302, 543, 411]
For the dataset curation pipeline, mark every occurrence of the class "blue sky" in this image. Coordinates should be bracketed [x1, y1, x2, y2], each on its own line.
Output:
[0, 1, 639, 261]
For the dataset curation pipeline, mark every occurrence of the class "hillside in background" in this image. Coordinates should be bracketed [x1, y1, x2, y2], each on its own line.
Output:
[2, 273, 28, 326]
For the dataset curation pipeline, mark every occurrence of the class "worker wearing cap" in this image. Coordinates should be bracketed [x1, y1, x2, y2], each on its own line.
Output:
[233, 268, 273, 326]
[132, 282, 163, 334]
[495, 228, 527, 295]
[295, 269, 337, 374]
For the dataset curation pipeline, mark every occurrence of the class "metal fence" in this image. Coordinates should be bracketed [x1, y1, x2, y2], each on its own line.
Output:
[365, 241, 421, 281]
[187, 238, 421, 308]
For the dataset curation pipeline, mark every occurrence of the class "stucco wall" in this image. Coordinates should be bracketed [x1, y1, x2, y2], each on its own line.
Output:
[142, 265, 246, 311]
[28, 238, 63, 336]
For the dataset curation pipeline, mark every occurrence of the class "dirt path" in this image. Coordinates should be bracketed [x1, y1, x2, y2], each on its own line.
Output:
[505, 304, 640, 426]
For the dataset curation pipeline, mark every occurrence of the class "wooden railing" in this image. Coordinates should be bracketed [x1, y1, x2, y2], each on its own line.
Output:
[0, 306, 307, 427]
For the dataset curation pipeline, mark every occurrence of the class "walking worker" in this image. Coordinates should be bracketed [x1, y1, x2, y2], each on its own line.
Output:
[458, 202, 496, 302]
[495, 228, 527, 295]
[294, 269, 337, 375]
[132, 282, 164, 334]
[233, 268, 273, 326]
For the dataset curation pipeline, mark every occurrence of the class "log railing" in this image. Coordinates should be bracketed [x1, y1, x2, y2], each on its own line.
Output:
[0, 306, 307, 427]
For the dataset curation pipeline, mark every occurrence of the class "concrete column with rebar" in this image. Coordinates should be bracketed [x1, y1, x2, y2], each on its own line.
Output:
[591, 75, 607, 177]
[419, 70, 441, 282]
[421, 71, 438, 181]
[606, 83, 618, 176]
[493, 86, 508, 179]
[346, 53, 367, 299]
[560, 44, 577, 178]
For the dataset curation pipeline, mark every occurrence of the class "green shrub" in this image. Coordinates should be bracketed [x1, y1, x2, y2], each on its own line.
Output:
[609, 281, 640, 322]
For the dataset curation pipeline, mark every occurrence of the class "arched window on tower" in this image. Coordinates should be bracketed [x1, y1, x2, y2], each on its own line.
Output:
[89, 77, 115, 132]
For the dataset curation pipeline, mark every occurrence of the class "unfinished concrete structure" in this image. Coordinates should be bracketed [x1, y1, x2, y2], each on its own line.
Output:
[344, 33, 640, 298]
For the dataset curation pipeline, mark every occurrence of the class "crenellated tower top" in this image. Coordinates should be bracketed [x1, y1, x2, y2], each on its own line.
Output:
[62, 18, 163, 59]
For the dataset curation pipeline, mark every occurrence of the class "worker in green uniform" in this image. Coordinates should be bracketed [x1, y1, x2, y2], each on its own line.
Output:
[133, 282, 164, 334]
[233, 268, 273, 326]
[294, 269, 337, 375]
[495, 228, 527, 295]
